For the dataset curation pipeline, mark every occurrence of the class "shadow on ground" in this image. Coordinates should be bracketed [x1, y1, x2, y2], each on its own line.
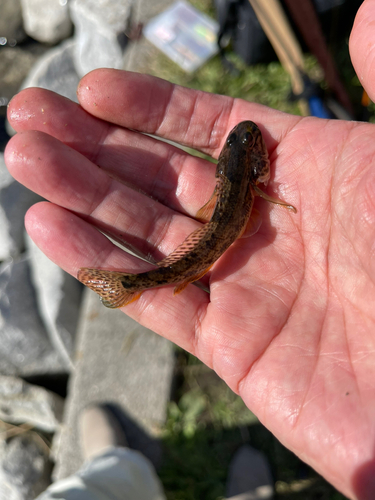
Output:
[157, 351, 347, 500]
[159, 421, 347, 500]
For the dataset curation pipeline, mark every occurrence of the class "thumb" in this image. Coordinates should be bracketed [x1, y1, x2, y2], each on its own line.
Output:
[349, 0, 375, 103]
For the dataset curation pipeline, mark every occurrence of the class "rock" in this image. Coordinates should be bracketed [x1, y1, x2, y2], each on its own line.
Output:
[0, 255, 66, 376]
[0, 0, 26, 44]
[20, 0, 72, 44]
[0, 434, 51, 500]
[20, 38, 80, 103]
[0, 152, 41, 260]
[69, 0, 133, 77]
[0, 375, 63, 433]
[26, 233, 81, 371]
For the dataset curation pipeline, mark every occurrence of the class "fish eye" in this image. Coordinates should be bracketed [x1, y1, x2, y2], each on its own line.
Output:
[227, 132, 237, 146]
[242, 131, 252, 145]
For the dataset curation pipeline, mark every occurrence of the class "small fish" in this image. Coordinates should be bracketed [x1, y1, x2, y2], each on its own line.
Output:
[78, 121, 296, 308]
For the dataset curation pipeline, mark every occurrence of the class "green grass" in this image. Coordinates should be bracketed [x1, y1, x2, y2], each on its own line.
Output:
[144, 2, 354, 498]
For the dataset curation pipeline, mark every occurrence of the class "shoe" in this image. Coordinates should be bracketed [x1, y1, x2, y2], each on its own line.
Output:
[79, 404, 128, 461]
[226, 445, 274, 499]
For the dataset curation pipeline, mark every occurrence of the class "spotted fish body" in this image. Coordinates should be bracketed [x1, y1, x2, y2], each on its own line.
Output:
[78, 121, 296, 308]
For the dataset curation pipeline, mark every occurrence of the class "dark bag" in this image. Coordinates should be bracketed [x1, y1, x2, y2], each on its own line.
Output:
[214, 0, 275, 66]
[214, 0, 362, 68]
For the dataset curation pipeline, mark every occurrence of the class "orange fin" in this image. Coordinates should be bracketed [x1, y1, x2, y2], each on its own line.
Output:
[253, 184, 297, 213]
[173, 265, 213, 295]
[196, 174, 231, 222]
[196, 188, 218, 223]
[77, 268, 141, 309]
[239, 208, 262, 238]
[157, 223, 215, 267]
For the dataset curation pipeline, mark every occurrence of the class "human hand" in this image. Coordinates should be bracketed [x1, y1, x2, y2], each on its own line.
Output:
[5, 1, 375, 497]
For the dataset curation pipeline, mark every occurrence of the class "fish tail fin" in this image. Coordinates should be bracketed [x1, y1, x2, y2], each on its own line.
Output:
[77, 268, 142, 309]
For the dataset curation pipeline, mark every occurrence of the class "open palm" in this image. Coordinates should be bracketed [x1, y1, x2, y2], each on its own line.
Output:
[5, 2, 375, 498]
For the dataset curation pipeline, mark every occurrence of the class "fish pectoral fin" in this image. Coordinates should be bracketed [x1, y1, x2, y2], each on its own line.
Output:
[239, 208, 262, 238]
[173, 265, 213, 295]
[253, 184, 297, 213]
[196, 188, 218, 223]
[196, 174, 232, 222]
[77, 268, 141, 309]
[157, 223, 215, 267]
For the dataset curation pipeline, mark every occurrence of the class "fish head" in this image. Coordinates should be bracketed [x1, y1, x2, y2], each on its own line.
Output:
[224, 121, 270, 186]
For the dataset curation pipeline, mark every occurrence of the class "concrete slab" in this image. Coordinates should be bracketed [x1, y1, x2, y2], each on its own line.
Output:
[53, 288, 175, 479]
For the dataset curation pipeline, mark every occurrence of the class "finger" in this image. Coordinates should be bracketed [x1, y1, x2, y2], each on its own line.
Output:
[77, 69, 300, 156]
[5, 130, 204, 262]
[7, 88, 105, 154]
[7, 87, 216, 215]
[25, 202, 207, 354]
[349, 0, 375, 102]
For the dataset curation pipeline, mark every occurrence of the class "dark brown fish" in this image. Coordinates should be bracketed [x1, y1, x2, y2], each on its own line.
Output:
[78, 121, 296, 308]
